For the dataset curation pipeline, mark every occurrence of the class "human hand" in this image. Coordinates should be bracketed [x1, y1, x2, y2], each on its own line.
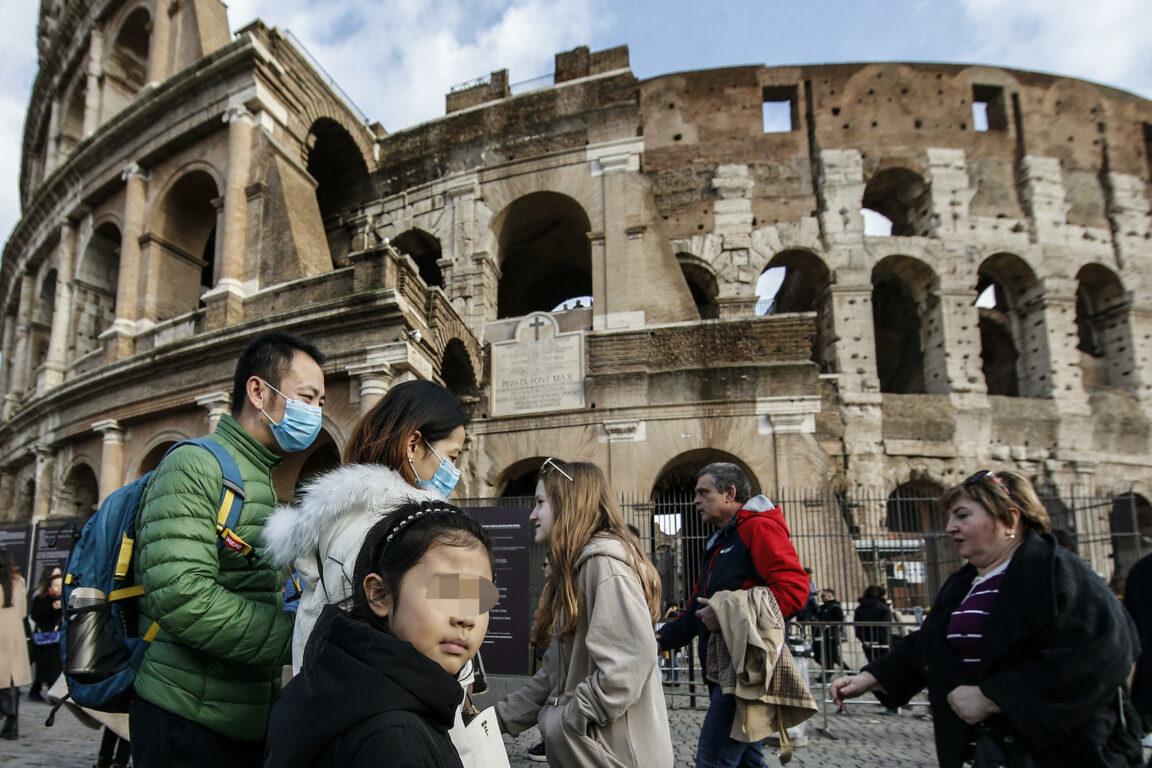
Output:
[52, 599, 61, 610]
[830, 672, 880, 708]
[947, 685, 1000, 725]
[695, 597, 718, 632]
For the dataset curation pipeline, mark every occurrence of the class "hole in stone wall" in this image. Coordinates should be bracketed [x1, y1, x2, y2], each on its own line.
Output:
[495, 191, 592, 318]
[972, 84, 1007, 132]
[862, 168, 933, 237]
[677, 254, 718, 319]
[392, 229, 444, 288]
[872, 256, 939, 394]
[1075, 263, 1134, 392]
[764, 250, 834, 370]
[762, 85, 798, 133]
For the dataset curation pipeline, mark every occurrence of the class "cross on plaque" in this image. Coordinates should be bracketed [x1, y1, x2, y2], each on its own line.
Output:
[528, 316, 547, 341]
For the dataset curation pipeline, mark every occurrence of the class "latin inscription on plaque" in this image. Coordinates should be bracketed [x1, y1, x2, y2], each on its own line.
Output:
[490, 313, 584, 416]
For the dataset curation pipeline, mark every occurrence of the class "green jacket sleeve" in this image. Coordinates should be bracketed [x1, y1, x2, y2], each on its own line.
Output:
[136, 445, 292, 666]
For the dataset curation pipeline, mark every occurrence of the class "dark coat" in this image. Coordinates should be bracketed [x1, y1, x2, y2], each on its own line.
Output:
[264, 605, 465, 768]
[1122, 552, 1152, 718]
[853, 596, 892, 648]
[867, 532, 1143, 768]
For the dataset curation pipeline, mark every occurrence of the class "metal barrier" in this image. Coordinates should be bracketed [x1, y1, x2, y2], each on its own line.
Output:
[659, 619, 930, 739]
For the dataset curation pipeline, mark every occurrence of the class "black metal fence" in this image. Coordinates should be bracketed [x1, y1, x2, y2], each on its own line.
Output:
[465, 486, 1150, 706]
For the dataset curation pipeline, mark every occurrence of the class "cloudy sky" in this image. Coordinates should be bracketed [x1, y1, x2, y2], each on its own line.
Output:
[1, 0, 1149, 244]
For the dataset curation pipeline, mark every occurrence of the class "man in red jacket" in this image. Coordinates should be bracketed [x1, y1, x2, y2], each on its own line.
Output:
[658, 462, 808, 768]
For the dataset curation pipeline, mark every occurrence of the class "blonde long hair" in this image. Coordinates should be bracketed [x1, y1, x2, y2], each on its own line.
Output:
[534, 462, 662, 646]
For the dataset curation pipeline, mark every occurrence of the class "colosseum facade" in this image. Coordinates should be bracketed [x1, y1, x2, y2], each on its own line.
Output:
[3, 0, 1152, 603]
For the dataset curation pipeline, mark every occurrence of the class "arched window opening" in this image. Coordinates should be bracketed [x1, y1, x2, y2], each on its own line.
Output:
[872, 256, 942, 394]
[1076, 264, 1134, 393]
[138, 440, 179, 477]
[441, 338, 479, 405]
[1111, 493, 1152, 582]
[496, 192, 592, 318]
[498, 457, 558, 498]
[862, 168, 933, 237]
[651, 450, 761, 607]
[153, 170, 219, 320]
[306, 119, 372, 268]
[17, 478, 35, 521]
[60, 464, 100, 517]
[392, 229, 444, 288]
[883, 480, 956, 606]
[677, 255, 718, 318]
[72, 222, 120, 360]
[764, 250, 834, 370]
[33, 269, 58, 373]
[58, 77, 86, 157]
[104, 6, 150, 118]
[977, 254, 1045, 398]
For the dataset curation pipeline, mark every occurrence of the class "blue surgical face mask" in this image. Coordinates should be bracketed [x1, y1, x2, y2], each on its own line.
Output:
[259, 378, 323, 453]
[411, 440, 461, 498]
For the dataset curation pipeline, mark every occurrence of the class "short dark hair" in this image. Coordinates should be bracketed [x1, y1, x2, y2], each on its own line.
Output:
[345, 501, 494, 636]
[231, 332, 326, 417]
[697, 462, 752, 504]
[343, 380, 468, 482]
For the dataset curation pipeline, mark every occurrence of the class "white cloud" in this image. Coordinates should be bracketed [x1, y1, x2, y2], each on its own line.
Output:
[0, 3, 40, 255]
[960, 0, 1151, 97]
[226, 0, 610, 132]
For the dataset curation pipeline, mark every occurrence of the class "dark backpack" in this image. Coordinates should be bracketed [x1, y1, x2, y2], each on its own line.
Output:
[52, 438, 248, 715]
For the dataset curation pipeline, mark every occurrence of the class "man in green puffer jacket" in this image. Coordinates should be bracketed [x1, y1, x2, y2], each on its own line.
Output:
[130, 332, 327, 768]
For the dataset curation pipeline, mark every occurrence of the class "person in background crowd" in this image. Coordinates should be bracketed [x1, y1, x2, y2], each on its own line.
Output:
[265, 379, 468, 673]
[27, 567, 62, 702]
[657, 462, 808, 768]
[0, 548, 32, 740]
[265, 501, 497, 767]
[1122, 551, 1152, 759]
[498, 460, 673, 767]
[832, 469, 1143, 768]
[853, 586, 898, 715]
[799, 567, 819, 621]
[811, 588, 845, 674]
[130, 332, 327, 768]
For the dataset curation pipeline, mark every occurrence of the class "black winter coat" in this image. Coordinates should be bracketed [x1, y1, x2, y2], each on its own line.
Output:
[1122, 552, 1152, 719]
[264, 605, 465, 768]
[867, 532, 1143, 768]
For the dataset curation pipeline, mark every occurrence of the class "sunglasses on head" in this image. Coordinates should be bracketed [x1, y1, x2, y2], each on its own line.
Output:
[963, 469, 1013, 498]
[539, 457, 574, 483]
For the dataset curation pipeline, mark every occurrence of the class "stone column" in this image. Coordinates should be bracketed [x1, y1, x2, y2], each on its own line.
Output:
[346, 362, 393, 416]
[43, 99, 61, 177]
[43, 219, 78, 390]
[203, 106, 253, 328]
[92, 419, 125, 501]
[146, 0, 171, 85]
[592, 151, 634, 331]
[6, 272, 36, 413]
[32, 445, 56, 522]
[108, 163, 147, 359]
[196, 391, 231, 431]
[82, 29, 105, 137]
[0, 313, 16, 403]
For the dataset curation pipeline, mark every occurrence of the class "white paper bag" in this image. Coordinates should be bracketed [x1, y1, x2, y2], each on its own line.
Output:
[449, 704, 512, 768]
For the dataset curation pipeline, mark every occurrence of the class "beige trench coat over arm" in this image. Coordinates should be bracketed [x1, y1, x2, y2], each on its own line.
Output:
[0, 575, 33, 688]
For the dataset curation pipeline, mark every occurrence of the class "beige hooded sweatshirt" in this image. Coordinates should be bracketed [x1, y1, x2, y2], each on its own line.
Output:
[496, 534, 673, 768]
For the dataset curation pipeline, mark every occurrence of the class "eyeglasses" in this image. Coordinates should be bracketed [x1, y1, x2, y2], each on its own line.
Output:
[963, 469, 1013, 498]
[539, 457, 574, 483]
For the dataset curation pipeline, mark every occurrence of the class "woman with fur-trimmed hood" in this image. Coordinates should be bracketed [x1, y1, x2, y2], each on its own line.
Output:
[264, 380, 469, 673]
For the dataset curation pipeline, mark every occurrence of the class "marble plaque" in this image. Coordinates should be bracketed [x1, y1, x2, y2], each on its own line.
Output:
[490, 313, 584, 416]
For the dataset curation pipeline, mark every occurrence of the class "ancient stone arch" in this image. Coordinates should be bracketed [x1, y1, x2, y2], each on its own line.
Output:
[392, 228, 443, 288]
[440, 337, 479, 405]
[872, 254, 945, 394]
[57, 460, 99, 517]
[675, 252, 719, 318]
[104, 3, 151, 113]
[496, 456, 558, 497]
[492, 191, 593, 318]
[145, 165, 222, 320]
[976, 252, 1045, 397]
[133, 430, 191, 478]
[1075, 263, 1135, 394]
[71, 220, 120, 360]
[764, 248, 834, 369]
[862, 166, 933, 237]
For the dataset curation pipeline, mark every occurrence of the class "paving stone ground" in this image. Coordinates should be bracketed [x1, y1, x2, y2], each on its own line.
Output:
[1, 686, 941, 767]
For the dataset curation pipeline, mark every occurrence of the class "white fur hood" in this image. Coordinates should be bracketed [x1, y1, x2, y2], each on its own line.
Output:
[263, 463, 438, 568]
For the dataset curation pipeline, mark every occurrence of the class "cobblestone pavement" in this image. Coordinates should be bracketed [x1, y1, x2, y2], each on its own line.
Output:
[1, 689, 940, 767]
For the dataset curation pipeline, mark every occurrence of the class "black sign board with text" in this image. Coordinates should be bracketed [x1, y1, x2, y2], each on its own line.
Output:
[0, 522, 32, 581]
[29, 517, 86, 586]
[468, 506, 532, 675]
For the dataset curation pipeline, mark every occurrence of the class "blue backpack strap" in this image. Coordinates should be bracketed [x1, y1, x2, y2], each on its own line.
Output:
[162, 438, 252, 560]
